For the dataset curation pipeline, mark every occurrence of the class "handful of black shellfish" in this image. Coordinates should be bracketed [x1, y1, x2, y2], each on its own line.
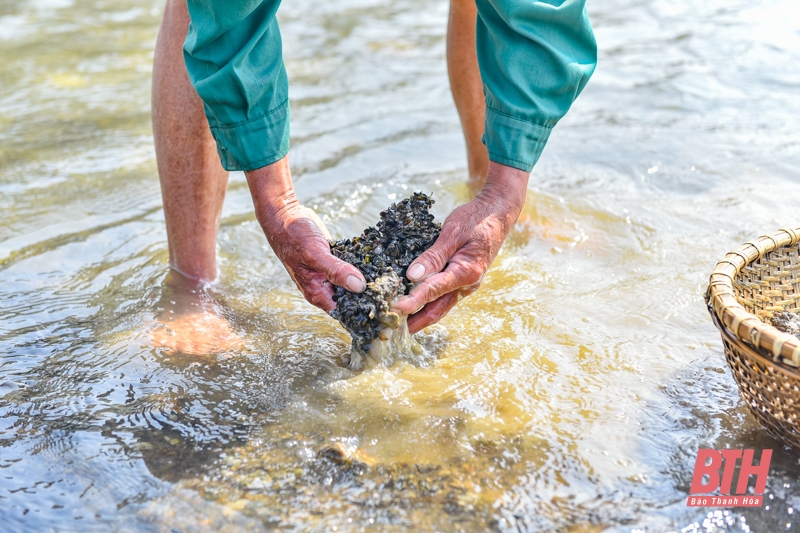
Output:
[329, 192, 441, 370]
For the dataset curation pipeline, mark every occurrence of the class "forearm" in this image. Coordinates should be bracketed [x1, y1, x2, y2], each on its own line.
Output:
[480, 161, 530, 216]
[245, 157, 297, 229]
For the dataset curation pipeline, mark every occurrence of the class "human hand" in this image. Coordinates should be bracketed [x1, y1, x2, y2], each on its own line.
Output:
[246, 159, 366, 313]
[393, 162, 530, 333]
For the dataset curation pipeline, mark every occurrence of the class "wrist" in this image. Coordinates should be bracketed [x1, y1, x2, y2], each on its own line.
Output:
[245, 156, 298, 227]
[480, 161, 530, 212]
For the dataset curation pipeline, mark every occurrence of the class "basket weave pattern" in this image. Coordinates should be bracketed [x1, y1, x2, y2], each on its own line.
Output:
[707, 228, 800, 449]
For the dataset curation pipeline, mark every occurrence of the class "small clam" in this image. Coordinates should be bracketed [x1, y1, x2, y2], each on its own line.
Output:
[380, 312, 401, 329]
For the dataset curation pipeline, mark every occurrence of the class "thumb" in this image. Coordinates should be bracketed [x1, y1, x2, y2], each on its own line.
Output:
[314, 249, 366, 293]
[405, 232, 459, 282]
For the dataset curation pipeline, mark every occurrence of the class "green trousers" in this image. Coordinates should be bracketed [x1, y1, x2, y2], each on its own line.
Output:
[184, 0, 596, 173]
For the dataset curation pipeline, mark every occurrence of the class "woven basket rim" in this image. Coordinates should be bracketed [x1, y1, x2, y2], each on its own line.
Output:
[706, 227, 800, 368]
[708, 304, 800, 383]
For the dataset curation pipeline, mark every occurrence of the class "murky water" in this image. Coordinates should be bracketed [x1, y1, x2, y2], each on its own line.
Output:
[2, 0, 800, 531]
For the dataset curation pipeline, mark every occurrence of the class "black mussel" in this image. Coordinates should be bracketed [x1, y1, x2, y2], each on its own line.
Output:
[328, 192, 441, 366]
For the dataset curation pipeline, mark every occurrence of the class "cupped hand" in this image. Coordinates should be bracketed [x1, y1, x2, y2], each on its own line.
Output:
[393, 162, 530, 333]
[262, 201, 367, 312]
[246, 159, 366, 313]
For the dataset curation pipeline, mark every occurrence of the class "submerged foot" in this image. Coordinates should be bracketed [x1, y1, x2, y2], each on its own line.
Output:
[152, 311, 244, 355]
[150, 270, 245, 356]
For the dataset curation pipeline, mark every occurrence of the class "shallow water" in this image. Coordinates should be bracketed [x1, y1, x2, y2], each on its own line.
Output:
[1, 0, 800, 531]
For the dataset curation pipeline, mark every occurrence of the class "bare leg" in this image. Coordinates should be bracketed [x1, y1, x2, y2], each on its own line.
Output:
[151, 0, 243, 355]
[153, 0, 228, 282]
[447, 0, 489, 192]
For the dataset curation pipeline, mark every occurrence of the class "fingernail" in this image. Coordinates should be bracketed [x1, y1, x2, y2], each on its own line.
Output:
[391, 296, 412, 312]
[345, 274, 365, 293]
[407, 263, 425, 281]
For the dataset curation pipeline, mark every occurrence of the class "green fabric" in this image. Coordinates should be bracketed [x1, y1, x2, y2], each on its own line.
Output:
[184, 0, 288, 171]
[183, 0, 596, 173]
[476, 0, 597, 171]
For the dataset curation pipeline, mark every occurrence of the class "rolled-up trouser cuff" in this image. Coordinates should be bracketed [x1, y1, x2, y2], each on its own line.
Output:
[208, 99, 290, 172]
[482, 105, 552, 172]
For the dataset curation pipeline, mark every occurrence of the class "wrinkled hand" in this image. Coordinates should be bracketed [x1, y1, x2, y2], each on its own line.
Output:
[393, 162, 530, 333]
[262, 202, 367, 312]
[246, 160, 366, 313]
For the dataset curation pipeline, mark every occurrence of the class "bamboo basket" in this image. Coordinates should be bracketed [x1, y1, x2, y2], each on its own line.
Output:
[706, 227, 800, 449]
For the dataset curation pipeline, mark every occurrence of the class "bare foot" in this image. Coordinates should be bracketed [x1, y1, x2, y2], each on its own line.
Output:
[152, 311, 245, 355]
[151, 270, 245, 356]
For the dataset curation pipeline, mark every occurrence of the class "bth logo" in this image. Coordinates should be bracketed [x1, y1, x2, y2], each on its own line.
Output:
[687, 449, 772, 507]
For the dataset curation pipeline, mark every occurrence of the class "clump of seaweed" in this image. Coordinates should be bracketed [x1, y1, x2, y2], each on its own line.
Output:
[329, 192, 441, 370]
[772, 311, 800, 339]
